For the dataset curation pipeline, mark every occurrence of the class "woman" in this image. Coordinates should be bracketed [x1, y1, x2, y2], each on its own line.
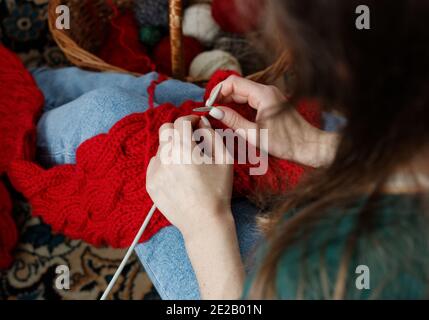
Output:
[146, 0, 429, 299]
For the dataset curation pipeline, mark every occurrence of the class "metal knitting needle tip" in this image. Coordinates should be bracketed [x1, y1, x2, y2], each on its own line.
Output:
[205, 83, 223, 108]
[193, 106, 213, 113]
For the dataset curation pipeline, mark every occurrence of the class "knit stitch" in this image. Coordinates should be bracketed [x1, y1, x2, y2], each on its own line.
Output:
[8, 71, 320, 248]
[0, 44, 44, 269]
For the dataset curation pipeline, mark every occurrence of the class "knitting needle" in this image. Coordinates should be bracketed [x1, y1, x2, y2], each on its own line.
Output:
[100, 204, 157, 300]
[193, 106, 213, 113]
[193, 84, 223, 113]
[102, 84, 223, 300]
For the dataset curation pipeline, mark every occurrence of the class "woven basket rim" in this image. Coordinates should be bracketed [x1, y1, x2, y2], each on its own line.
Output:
[48, 0, 291, 84]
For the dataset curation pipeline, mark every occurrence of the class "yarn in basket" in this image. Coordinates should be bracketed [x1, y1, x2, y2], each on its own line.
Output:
[153, 35, 204, 76]
[135, 0, 189, 28]
[214, 33, 267, 76]
[212, 0, 265, 34]
[99, 9, 155, 74]
[183, 3, 220, 45]
[135, 0, 169, 28]
[139, 26, 164, 48]
[189, 49, 242, 80]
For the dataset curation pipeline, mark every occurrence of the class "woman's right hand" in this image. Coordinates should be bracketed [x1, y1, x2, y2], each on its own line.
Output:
[208, 75, 338, 168]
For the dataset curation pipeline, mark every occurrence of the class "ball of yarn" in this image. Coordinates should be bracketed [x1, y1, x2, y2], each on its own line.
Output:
[214, 33, 266, 75]
[212, 0, 264, 34]
[183, 3, 220, 45]
[189, 49, 242, 80]
[135, 0, 169, 28]
[153, 36, 204, 76]
[135, 0, 189, 28]
[139, 26, 164, 47]
[99, 9, 155, 74]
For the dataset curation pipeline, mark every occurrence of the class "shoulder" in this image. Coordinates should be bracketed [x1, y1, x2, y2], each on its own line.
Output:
[273, 195, 429, 299]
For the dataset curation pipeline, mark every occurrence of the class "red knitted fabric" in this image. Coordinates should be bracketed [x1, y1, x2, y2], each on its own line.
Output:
[9, 71, 320, 248]
[0, 45, 44, 269]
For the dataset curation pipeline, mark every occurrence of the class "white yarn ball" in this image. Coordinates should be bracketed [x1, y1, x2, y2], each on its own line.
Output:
[189, 50, 242, 80]
[183, 4, 220, 45]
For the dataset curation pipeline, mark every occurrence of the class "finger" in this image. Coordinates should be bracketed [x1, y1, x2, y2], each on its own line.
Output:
[199, 116, 212, 129]
[173, 115, 201, 132]
[196, 125, 230, 163]
[209, 106, 258, 132]
[213, 75, 267, 110]
[158, 123, 174, 148]
[173, 115, 200, 146]
[214, 130, 232, 165]
[196, 116, 214, 158]
[194, 125, 216, 159]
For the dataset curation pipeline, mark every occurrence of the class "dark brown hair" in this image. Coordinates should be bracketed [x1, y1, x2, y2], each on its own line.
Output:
[249, 0, 429, 298]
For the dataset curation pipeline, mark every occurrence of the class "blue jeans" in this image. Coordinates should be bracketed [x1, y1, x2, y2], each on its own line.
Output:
[33, 67, 262, 300]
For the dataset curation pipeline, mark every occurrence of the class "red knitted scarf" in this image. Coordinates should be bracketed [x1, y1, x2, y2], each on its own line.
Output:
[0, 45, 44, 269]
[8, 71, 321, 248]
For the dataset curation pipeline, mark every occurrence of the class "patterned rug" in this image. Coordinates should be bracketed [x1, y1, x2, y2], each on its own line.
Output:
[0, 0, 158, 300]
[0, 194, 158, 300]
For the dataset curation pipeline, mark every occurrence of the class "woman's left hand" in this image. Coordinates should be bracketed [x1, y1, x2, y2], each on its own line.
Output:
[146, 115, 234, 238]
[147, 115, 245, 299]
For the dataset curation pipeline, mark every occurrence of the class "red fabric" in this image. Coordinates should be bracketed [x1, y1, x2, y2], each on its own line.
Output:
[153, 36, 204, 76]
[212, 0, 265, 34]
[0, 45, 44, 269]
[9, 71, 320, 248]
[99, 8, 155, 74]
[0, 184, 16, 270]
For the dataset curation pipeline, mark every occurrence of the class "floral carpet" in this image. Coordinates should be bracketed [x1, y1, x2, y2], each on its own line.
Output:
[0, 0, 158, 300]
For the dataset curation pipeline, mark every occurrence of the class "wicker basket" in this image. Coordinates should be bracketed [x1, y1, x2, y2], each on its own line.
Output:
[48, 0, 290, 84]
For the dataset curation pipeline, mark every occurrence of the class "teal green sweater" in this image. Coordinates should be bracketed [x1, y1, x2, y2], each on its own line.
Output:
[245, 195, 429, 299]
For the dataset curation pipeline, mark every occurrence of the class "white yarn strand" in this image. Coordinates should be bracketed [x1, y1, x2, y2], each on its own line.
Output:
[100, 204, 157, 300]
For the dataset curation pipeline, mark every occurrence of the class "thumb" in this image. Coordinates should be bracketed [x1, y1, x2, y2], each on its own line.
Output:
[210, 106, 257, 132]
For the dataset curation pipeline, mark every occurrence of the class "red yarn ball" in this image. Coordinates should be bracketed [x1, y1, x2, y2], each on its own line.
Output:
[212, 0, 265, 34]
[99, 9, 155, 74]
[153, 36, 204, 76]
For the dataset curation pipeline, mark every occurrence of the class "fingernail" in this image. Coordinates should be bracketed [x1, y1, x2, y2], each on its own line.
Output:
[200, 116, 211, 128]
[209, 107, 225, 120]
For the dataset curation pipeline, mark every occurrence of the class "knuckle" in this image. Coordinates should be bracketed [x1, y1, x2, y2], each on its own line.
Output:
[227, 75, 239, 82]
[225, 75, 240, 88]
[228, 112, 240, 129]
[159, 123, 171, 132]
[262, 85, 277, 96]
[174, 117, 184, 126]
[264, 85, 284, 102]
[159, 123, 172, 136]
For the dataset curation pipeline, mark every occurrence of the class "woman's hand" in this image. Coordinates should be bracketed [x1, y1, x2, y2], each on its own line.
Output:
[146, 115, 233, 237]
[208, 75, 338, 168]
[146, 115, 245, 299]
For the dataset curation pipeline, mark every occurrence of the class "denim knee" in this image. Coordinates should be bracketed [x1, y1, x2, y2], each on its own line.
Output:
[37, 86, 150, 166]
